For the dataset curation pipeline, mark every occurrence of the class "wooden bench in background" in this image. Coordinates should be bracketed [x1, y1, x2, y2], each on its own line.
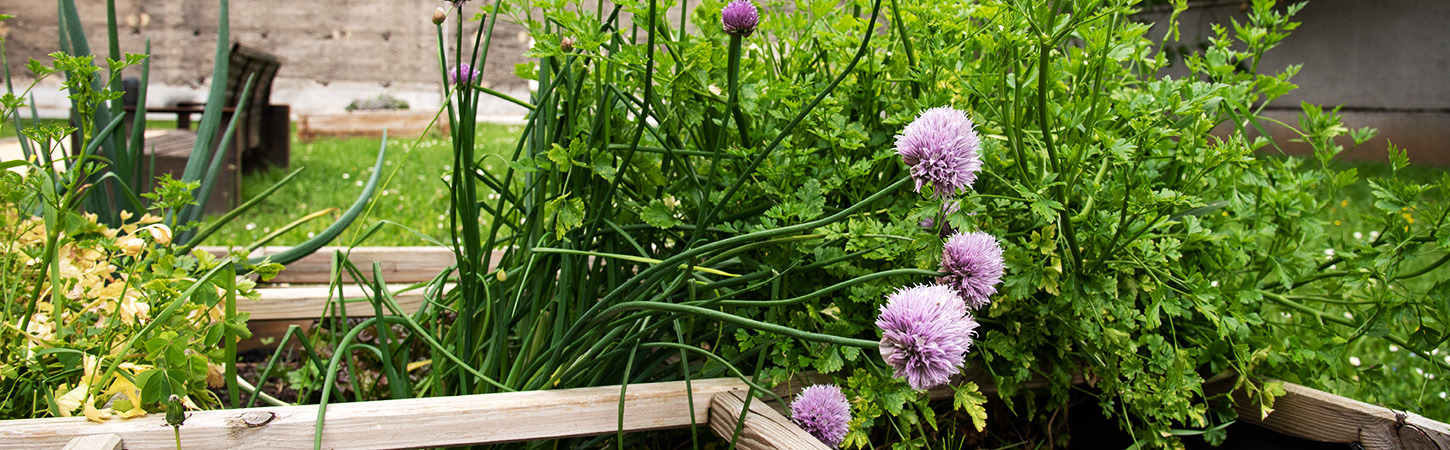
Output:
[124, 43, 291, 214]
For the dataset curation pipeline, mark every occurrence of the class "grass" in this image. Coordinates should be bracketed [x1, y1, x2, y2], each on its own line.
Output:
[1285, 157, 1450, 419]
[198, 123, 521, 248]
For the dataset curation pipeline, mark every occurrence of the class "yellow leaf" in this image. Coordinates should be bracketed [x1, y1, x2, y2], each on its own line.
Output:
[407, 359, 433, 372]
[82, 396, 115, 422]
[54, 384, 88, 417]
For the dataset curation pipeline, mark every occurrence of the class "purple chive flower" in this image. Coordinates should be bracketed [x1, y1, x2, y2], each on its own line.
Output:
[939, 231, 1005, 310]
[790, 384, 851, 447]
[896, 107, 983, 199]
[876, 284, 979, 390]
[919, 201, 962, 237]
[721, 0, 760, 37]
[449, 63, 480, 85]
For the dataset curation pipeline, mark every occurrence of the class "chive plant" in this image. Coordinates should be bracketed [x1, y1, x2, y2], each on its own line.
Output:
[293, 0, 1450, 447]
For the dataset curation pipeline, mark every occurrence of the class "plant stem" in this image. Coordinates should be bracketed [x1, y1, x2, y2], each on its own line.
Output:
[1036, 36, 1082, 271]
[603, 301, 879, 349]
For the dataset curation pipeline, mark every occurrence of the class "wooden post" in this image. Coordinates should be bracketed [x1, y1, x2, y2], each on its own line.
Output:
[61, 434, 122, 450]
[709, 390, 830, 450]
[0, 378, 746, 449]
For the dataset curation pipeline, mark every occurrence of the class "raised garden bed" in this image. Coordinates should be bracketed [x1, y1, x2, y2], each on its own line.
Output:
[296, 110, 447, 142]
[5, 368, 1445, 449]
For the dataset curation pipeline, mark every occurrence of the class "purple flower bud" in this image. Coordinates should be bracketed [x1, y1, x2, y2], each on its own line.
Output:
[721, 0, 759, 37]
[897, 107, 983, 199]
[877, 285, 979, 390]
[938, 231, 1005, 310]
[790, 384, 851, 447]
[449, 63, 480, 85]
[920, 201, 962, 236]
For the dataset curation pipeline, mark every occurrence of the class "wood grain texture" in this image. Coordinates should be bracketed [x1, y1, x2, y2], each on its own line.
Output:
[252, 246, 464, 284]
[1220, 380, 1450, 450]
[709, 390, 831, 450]
[0, 378, 747, 450]
[61, 434, 122, 450]
[196, 246, 470, 285]
[241, 283, 449, 320]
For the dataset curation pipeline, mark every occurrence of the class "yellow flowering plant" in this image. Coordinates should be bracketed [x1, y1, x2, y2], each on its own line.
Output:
[0, 170, 272, 420]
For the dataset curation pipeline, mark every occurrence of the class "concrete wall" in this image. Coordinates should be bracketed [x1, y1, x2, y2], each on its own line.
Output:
[1141, 0, 1450, 166]
[2, 0, 540, 118]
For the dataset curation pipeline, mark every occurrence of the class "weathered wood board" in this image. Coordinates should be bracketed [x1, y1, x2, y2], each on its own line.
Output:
[710, 390, 830, 450]
[1220, 379, 1450, 450]
[0, 378, 747, 449]
[242, 283, 448, 320]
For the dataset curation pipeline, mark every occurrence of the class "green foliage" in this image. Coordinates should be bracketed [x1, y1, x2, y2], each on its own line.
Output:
[344, 94, 411, 112]
[0, 168, 263, 420]
[275, 0, 1446, 448]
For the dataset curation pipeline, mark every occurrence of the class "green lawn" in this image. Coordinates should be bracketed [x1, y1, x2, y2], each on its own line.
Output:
[199, 123, 521, 248]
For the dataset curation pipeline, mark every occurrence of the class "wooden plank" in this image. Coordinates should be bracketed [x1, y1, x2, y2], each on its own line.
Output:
[709, 391, 831, 450]
[0, 378, 747, 449]
[196, 246, 469, 285]
[241, 283, 448, 321]
[1219, 380, 1450, 450]
[61, 434, 122, 450]
[251, 246, 462, 285]
[297, 111, 448, 142]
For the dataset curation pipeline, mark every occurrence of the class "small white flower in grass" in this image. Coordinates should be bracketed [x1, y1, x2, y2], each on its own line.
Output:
[1433, 349, 1440, 356]
[1324, 248, 1334, 257]
[1330, 265, 1337, 270]
[1440, 392, 1447, 399]
[355, 181, 364, 186]
[342, 173, 350, 179]
[1349, 356, 1361, 366]
[1390, 345, 1399, 352]
[1344, 312, 1354, 320]
[263, 228, 271, 233]
[1353, 231, 1363, 240]
[1210, 281, 1219, 288]
[245, 223, 256, 231]
[1416, 368, 1425, 375]
[1444, 355, 1450, 364]
[308, 232, 316, 238]
[1370, 231, 1380, 239]
[1429, 373, 1437, 380]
